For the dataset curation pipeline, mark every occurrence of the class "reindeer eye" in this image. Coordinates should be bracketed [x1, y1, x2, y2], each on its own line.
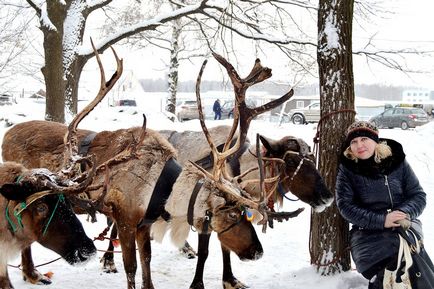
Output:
[35, 203, 49, 215]
[228, 211, 239, 221]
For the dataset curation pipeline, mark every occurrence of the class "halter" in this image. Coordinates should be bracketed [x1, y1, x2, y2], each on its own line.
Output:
[212, 205, 251, 235]
[268, 150, 315, 202]
[5, 193, 65, 236]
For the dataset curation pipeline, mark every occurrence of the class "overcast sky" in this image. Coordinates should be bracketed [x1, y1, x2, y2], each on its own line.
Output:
[351, 0, 434, 88]
[101, 0, 432, 90]
[7, 0, 434, 95]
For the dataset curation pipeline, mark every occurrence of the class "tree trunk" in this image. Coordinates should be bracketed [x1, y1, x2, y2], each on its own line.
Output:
[65, 56, 87, 120]
[41, 1, 67, 123]
[166, 18, 182, 121]
[309, 0, 355, 275]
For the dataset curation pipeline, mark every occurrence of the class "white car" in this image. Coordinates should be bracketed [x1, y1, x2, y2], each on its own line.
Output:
[288, 102, 321, 124]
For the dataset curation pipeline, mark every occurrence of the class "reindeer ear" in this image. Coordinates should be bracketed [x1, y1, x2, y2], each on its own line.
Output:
[259, 135, 278, 153]
[209, 194, 226, 213]
[0, 182, 35, 201]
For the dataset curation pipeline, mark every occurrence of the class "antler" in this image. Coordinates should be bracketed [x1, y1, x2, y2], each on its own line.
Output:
[62, 38, 123, 177]
[212, 52, 294, 146]
[193, 59, 262, 211]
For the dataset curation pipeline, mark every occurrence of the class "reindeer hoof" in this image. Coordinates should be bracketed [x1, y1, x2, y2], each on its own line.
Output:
[223, 278, 249, 289]
[22, 270, 52, 285]
[100, 257, 118, 273]
[189, 280, 204, 289]
[179, 244, 196, 259]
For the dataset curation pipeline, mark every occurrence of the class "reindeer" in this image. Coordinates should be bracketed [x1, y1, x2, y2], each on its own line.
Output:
[0, 161, 97, 289]
[2, 53, 333, 289]
[0, 39, 120, 289]
[155, 55, 333, 289]
[2, 52, 281, 288]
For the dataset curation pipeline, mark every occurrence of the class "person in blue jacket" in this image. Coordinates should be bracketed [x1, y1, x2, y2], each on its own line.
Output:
[336, 121, 426, 289]
[213, 99, 221, 120]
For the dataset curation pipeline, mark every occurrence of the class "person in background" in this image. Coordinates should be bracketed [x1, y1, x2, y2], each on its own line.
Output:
[213, 99, 222, 120]
[335, 121, 426, 289]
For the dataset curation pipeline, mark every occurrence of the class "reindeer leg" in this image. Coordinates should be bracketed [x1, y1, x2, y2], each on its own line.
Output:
[189, 233, 210, 289]
[0, 267, 14, 289]
[222, 246, 248, 289]
[118, 226, 137, 289]
[21, 246, 52, 285]
[101, 220, 118, 273]
[136, 224, 154, 289]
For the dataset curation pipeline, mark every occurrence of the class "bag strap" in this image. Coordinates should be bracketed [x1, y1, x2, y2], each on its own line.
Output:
[397, 227, 421, 254]
[394, 235, 413, 273]
[384, 235, 414, 289]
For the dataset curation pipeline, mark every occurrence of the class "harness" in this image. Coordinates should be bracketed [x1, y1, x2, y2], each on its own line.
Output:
[186, 178, 249, 234]
[137, 158, 182, 227]
[269, 150, 314, 202]
[78, 132, 97, 171]
[194, 139, 251, 176]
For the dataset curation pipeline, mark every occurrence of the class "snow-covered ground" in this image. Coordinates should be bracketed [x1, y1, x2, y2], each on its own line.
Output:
[1, 97, 433, 289]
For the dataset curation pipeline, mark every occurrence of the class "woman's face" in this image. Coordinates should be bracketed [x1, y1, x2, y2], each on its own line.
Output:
[349, 136, 377, 160]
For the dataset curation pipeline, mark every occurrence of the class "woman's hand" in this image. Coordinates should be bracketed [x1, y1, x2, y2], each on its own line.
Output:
[384, 210, 408, 228]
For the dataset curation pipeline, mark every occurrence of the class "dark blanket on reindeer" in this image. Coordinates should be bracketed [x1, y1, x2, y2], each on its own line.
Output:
[350, 219, 423, 278]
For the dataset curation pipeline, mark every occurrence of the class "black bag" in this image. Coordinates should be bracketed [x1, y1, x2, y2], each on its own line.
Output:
[398, 228, 434, 289]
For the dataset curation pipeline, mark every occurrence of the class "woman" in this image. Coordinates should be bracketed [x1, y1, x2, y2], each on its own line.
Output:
[335, 121, 426, 289]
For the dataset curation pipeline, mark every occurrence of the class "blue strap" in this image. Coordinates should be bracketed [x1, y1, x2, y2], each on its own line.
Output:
[277, 182, 299, 202]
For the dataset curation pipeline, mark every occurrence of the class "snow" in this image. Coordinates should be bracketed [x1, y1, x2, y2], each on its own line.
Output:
[1, 96, 433, 289]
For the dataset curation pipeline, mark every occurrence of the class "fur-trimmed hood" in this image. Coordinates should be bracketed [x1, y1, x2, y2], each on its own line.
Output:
[340, 138, 406, 177]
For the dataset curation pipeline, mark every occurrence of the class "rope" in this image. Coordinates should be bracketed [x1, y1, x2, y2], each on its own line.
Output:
[8, 257, 62, 270]
[312, 108, 356, 167]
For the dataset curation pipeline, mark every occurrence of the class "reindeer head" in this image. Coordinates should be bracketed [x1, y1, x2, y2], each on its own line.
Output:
[258, 135, 334, 212]
[0, 161, 97, 264]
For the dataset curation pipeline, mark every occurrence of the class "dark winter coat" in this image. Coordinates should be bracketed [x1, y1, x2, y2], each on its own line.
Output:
[336, 138, 426, 277]
[213, 101, 221, 113]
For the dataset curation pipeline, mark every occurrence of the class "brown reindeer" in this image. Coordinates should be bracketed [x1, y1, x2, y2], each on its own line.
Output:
[2, 53, 278, 289]
[0, 161, 97, 289]
[0, 39, 120, 289]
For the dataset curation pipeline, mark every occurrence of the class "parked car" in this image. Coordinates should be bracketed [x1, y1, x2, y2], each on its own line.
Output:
[176, 100, 199, 121]
[369, 107, 429, 130]
[0, 93, 13, 106]
[288, 101, 320, 124]
[116, 99, 137, 106]
[219, 99, 257, 119]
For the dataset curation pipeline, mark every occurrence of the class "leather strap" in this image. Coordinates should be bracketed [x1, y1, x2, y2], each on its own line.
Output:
[78, 132, 97, 156]
[138, 158, 181, 227]
[187, 179, 204, 227]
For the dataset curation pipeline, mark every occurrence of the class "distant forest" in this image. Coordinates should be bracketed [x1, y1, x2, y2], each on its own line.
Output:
[139, 79, 421, 101]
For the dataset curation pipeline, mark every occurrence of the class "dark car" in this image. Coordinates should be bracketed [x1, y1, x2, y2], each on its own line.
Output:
[116, 99, 137, 106]
[369, 107, 429, 130]
[220, 99, 257, 119]
[0, 93, 13, 106]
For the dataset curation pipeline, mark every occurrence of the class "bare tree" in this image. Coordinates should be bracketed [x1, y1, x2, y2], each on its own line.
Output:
[309, 0, 355, 275]
[14, 0, 322, 123]
[0, 1, 38, 91]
